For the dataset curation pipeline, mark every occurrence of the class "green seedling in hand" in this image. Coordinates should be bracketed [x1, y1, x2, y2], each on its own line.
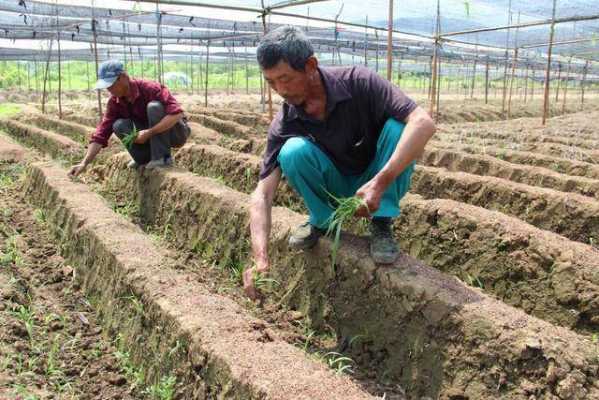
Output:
[121, 126, 139, 150]
[324, 188, 368, 269]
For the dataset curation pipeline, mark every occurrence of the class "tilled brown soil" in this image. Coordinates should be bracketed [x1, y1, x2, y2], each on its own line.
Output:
[0, 163, 147, 400]
[85, 158, 409, 400]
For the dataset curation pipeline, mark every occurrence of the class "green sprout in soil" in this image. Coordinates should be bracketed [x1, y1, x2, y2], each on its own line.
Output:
[324, 189, 368, 269]
[121, 126, 139, 150]
[145, 375, 177, 400]
[33, 209, 46, 225]
[227, 259, 244, 284]
[11, 304, 35, 341]
[323, 351, 355, 375]
[1, 235, 22, 266]
[46, 335, 63, 378]
[252, 270, 279, 290]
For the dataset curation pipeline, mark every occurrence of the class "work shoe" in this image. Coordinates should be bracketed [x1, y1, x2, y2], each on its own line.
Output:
[127, 160, 140, 169]
[289, 221, 325, 250]
[369, 217, 399, 264]
[145, 156, 173, 170]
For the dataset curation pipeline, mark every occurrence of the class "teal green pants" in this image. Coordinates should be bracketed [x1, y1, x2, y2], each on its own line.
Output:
[277, 118, 415, 229]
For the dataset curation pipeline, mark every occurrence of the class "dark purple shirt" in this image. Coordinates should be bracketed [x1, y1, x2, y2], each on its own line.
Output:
[259, 65, 417, 180]
[91, 79, 184, 147]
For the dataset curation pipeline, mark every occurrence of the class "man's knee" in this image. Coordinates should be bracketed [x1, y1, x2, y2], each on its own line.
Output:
[113, 118, 132, 135]
[278, 137, 315, 173]
[147, 101, 165, 121]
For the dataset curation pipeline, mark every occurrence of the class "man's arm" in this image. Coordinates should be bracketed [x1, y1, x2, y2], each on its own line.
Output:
[68, 142, 103, 177]
[243, 167, 282, 299]
[135, 112, 183, 144]
[70, 100, 117, 177]
[356, 106, 435, 215]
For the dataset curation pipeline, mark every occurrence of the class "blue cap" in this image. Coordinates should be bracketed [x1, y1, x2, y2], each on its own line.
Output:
[95, 60, 124, 90]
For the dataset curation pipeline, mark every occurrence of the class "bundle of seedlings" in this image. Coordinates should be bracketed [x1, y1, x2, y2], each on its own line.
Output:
[325, 190, 368, 269]
[121, 126, 138, 150]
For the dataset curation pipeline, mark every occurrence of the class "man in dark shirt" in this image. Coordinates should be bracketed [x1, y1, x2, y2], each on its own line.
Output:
[241, 26, 436, 299]
[69, 60, 190, 177]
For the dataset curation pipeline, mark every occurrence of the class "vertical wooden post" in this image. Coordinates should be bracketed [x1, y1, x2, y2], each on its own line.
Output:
[561, 57, 571, 114]
[156, 2, 163, 84]
[231, 41, 236, 93]
[34, 57, 39, 93]
[245, 46, 249, 94]
[261, 9, 273, 121]
[86, 60, 90, 94]
[41, 40, 54, 114]
[204, 41, 209, 107]
[507, 48, 518, 119]
[26, 62, 31, 91]
[501, 2, 512, 114]
[484, 57, 489, 104]
[397, 58, 402, 87]
[386, 0, 393, 81]
[429, 0, 440, 120]
[581, 60, 589, 110]
[555, 62, 562, 102]
[91, 9, 102, 121]
[524, 64, 529, 102]
[435, 54, 441, 121]
[530, 68, 536, 101]
[427, 55, 433, 100]
[542, 0, 557, 126]
[55, 3, 62, 119]
[470, 57, 477, 98]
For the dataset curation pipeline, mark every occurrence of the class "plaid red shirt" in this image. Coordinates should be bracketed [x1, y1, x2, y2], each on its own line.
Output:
[91, 79, 184, 147]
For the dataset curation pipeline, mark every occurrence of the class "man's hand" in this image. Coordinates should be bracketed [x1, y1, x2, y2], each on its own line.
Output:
[355, 178, 386, 218]
[134, 129, 153, 144]
[243, 261, 269, 300]
[68, 162, 87, 178]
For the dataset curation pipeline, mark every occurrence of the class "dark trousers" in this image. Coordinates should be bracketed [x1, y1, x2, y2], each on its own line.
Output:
[113, 101, 190, 164]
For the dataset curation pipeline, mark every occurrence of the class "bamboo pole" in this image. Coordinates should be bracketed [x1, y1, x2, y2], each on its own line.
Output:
[427, 55, 433, 100]
[245, 46, 249, 94]
[86, 60, 90, 94]
[470, 58, 477, 98]
[484, 57, 489, 104]
[561, 57, 571, 114]
[507, 47, 518, 119]
[204, 41, 209, 107]
[41, 40, 54, 114]
[501, 3, 512, 114]
[524, 64, 529, 102]
[555, 62, 562, 102]
[55, 1, 62, 119]
[581, 60, 588, 110]
[156, 2, 163, 84]
[435, 54, 441, 121]
[34, 57, 39, 93]
[386, 0, 393, 81]
[531, 68, 535, 100]
[397, 58, 402, 87]
[91, 5, 102, 121]
[429, 0, 440, 120]
[542, 0, 558, 126]
[261, 7, 273, 121]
